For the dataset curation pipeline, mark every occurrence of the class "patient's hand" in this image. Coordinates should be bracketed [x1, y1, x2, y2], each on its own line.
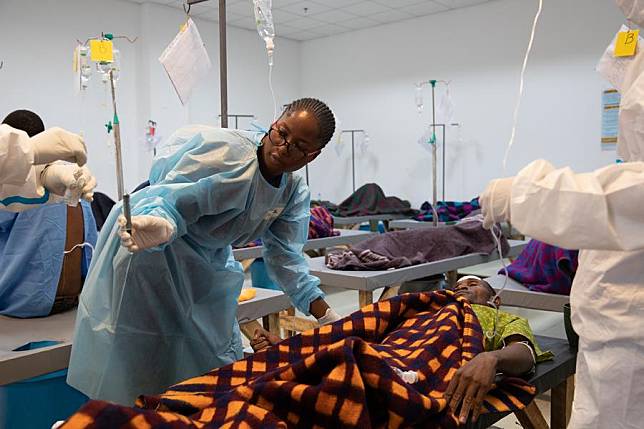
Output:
[444, 352, 497, 424]
[250, 328, 282, 352]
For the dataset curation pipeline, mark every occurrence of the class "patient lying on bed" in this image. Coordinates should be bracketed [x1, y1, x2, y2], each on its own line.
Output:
[61, 286, 548, 429]
[252, 276, 551, 424]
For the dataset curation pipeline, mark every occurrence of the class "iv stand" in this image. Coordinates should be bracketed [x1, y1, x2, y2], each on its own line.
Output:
[218, 114, 255, 129]
[109, 69, 125, 201]
[341, 129, 366, 193]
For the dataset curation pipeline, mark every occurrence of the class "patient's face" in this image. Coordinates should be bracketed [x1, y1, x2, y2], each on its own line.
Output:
[454, 278, 494, 305]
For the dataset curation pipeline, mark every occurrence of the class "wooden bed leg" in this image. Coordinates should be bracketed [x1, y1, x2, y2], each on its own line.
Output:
[359, 291, 373, 308]
[515, 400, 549, 429]
[379, 285, 400, 301]
[446, 270, 458, 288]
[285, 307, 295, 337]
[267, 312, 280, 337]
[551, 375, 575, 429]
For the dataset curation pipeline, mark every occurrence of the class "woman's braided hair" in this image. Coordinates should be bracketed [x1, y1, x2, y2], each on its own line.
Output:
[284, 98, 335, 147]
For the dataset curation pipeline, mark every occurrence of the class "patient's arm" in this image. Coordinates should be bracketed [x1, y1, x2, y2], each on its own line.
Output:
[444, 335, 535, 424]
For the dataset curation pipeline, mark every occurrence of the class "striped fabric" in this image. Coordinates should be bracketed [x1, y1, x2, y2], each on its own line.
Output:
[61, 291, 535, 429]
[415, 198, 481, 223]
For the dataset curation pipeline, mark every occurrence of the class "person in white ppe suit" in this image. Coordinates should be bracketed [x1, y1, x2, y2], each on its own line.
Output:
[67, 98, 342, 405]
[0, 110, 94, 211]
[480, 1, 644, 427]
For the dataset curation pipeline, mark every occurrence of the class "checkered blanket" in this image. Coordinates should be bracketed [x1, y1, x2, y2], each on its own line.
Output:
[61, 291, 535, 428]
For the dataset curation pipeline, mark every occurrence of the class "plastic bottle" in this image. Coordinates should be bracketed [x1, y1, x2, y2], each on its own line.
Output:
[253, 0, 275, 66]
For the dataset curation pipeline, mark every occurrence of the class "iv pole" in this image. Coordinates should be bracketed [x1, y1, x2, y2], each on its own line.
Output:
[109, 69, 125, 201]
[341, 129, 366, 193]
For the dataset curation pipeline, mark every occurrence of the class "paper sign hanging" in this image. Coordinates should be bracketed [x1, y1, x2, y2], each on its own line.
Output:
[615, 29, 639, 57]
[89, 40, 114, 62]
[159, 18, 212, 105]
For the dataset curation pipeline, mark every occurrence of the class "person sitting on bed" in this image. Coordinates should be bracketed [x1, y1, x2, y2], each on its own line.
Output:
[251, 275, 551, 424]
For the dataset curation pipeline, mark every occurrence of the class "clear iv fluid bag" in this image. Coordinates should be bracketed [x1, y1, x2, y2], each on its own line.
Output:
[253, 0, 275, 65]
[97, 48, 120, 83]
[79, 45, 92, 90]
[415, 84, 424, 114]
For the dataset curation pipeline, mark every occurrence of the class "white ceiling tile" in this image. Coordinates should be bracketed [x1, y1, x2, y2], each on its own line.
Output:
[401, 0, 449, 16]
[435, 0, 491, 8]
[274, 23, 302, 34]
[282, 16, 327, 29]
[284, 30, 325, 41]
[271, 9, 302, 23]
[309, 0, 362, 8]
[225, 1, 253, 16]
[272, 0, 304, 7]
[372, 0, 427, 6]
[368, 8, 414, 24]
[341, 1, 391, 17]
[309, 9, 359, 24]
[228, 14, 257, 30]
[339, 16, 381, 30]
[276, 1, 332, 17]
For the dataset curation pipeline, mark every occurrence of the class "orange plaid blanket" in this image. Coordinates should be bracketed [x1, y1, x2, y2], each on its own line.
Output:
[62, 291, 535, 428]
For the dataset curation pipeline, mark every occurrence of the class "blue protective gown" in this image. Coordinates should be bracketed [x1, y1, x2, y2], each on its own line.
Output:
[67, 126, 324, 404]
[0, 201, 97, 317]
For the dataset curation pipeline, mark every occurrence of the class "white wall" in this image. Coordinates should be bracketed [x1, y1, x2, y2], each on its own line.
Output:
[0, 0, 301, 200]
[301, 0, 625, 206]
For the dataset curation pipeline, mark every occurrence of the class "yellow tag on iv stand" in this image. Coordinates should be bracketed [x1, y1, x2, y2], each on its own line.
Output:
[89, 40, 114, 62]
[615, 29, 639, 57]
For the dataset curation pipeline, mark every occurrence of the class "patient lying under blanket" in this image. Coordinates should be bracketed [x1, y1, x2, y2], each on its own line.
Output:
[326, 219, 509, 271]
[60, 288, 547, 429]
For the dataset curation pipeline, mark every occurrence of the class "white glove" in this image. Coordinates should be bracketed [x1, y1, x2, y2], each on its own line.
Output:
[317, 308, 342, 325]
[30, 127, 87, 166]
[40, 164, 97, 203]
[480, 177, 514, 230]
[118, 215, 175, 252]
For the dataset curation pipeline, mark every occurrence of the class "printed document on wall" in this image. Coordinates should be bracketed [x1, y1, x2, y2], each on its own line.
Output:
[159, 18, 212, 105]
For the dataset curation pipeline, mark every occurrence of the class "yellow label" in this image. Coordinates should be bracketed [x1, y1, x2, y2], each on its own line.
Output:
[89, 40, 114, 62]
[615, 30, 639, 57]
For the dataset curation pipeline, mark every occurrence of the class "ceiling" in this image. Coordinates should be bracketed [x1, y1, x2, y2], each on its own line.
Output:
[129, 0, 494, 41]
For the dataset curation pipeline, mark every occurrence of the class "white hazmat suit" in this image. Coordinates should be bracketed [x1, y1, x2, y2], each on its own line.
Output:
[481, 2, 644, 427]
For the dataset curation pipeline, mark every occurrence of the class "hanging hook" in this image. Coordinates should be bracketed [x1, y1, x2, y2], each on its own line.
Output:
[183, 2, 191, 16]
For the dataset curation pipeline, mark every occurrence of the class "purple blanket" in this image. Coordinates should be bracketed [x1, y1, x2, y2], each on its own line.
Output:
[502, 240, 578, 295]
[326, 221, 509, 270]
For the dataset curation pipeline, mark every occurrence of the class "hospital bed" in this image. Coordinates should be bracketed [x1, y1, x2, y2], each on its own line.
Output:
[470, 335, 576, 429]
[232, 229, 374, 261]
[332, 214, 410, 232]
[308, 240, 529, 308]
[485, 274, 570, 313]
[389, 219, 449, 229]
[0, 288, 292, 385]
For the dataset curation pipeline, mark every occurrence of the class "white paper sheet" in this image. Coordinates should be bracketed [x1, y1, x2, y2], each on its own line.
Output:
[159, 19, 212, 105]
[597, 25, 644, 92]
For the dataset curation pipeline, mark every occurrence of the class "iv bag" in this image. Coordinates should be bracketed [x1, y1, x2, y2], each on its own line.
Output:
[97, 48, 120, 84]
[253, 0, 275, 64]
[415, 83, 424, 114]
[79, 45, 92, 90]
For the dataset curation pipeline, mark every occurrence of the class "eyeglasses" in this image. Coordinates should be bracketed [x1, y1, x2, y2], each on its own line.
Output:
[267, 127, 313, 159]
